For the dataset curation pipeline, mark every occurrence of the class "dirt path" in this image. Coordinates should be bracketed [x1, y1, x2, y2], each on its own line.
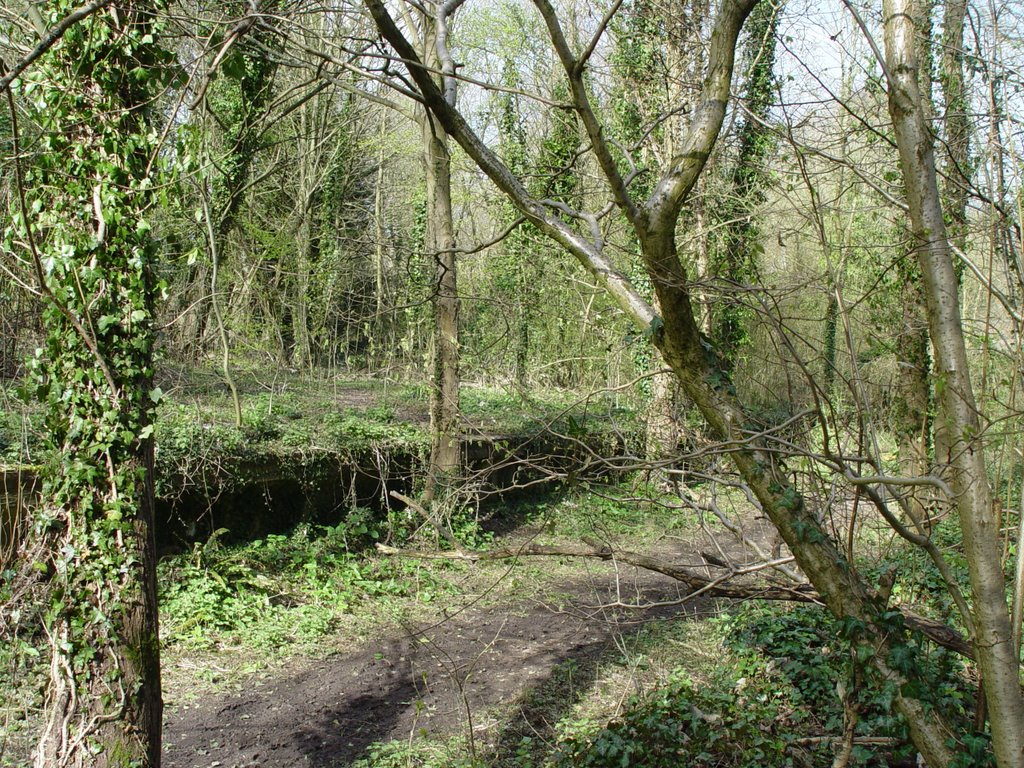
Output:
[163, 570, 703, 768]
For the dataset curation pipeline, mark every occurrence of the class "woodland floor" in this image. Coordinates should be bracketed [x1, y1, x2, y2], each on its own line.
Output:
[162, 566, 703, 768]
[157, 497, 784, 768]
[153, 373, 693, 764]
[4, 371, 777, 767]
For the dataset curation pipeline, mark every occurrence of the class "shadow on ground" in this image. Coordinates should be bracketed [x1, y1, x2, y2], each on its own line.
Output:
[163, 575, 700, 767]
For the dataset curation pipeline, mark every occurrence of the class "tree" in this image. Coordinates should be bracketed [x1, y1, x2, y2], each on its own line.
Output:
[707, 0, 781, 371]
[364, 0, 1024, 762]
[3, 2, 166, 765]
[881, 0, 1024, 761]
[415, 0, 464, 505]
[179, 2, 281, 423]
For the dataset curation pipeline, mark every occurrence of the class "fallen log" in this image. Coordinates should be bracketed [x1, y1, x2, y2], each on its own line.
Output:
[375, 541, 975, 661]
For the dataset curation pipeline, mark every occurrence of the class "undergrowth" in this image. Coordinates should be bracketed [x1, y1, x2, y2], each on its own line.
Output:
[348, 598, 986, 768]
[158, 520, 452, 655]
[531, 602, 985, 768]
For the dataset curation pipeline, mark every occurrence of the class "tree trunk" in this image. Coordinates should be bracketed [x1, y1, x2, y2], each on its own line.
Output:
[11, 4, 164, 765]
[939, 0, 970, 252]
[893, 260, 932, 524]
[420, 6, 461, 503]
[424, 114, 461, 496]
[363, 0, 976, 761]
[883, 0, 1024, 763]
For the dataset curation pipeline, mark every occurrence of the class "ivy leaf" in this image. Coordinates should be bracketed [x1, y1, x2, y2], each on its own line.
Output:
[641, 314, 664, 342]
[221, 51, 247, 80]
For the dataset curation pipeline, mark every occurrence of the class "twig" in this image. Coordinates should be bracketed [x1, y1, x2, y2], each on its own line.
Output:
[0, 0, 113, 92]
[375, 541, 977, 660]
[389, 491, 462, 550]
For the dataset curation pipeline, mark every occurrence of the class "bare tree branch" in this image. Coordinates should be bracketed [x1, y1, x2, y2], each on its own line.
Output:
[0, 0, 113, 92]
[375, 541, 975, 659]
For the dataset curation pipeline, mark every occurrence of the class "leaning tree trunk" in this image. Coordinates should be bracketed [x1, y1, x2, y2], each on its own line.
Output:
[883, 0, 1024, 764]
[6, 3, 165, 766]
[363, 0, 974, 761]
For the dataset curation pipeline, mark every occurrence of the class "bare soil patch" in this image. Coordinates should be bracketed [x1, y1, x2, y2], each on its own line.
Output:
[163, 569, 703, 768]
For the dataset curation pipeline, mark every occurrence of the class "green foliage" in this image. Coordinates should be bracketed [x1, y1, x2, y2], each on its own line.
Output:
[724, 604, 988, 766]
[350, 737, 483, 768]
[321, 409, 425, 451]
[550, 668, 796, 767]
[153, 390, 429, 500]
[514, 484, 692, 543]
[0, 400, 45, 464]
[540, 602, 987, 768]
[458, 386, 635, 440]
[883, 520, 970, 622]
[468, 31, 627, 391]
[448, 507, 494, 550]
[158, 522, 439, 652]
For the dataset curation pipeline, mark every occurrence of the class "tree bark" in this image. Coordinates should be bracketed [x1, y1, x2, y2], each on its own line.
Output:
[419, 4, 462, 503]
[883, 0, 1024, 763]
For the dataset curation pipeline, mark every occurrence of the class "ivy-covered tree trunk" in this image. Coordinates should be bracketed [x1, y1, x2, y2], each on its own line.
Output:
[709, 0, 780, 371]
[6, 4, 165, 766]
[933, 0, 970, 475]
[892, 255, 932, 523]
[176, 0, 279, 360]
[608, 2, 687, 466]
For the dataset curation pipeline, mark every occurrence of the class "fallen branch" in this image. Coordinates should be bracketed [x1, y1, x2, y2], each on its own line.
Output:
[389, 491, 463, 550]
[793, 736, 901, 747]
[378, 540, 817, 601]
[375, 541, 975, 661]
